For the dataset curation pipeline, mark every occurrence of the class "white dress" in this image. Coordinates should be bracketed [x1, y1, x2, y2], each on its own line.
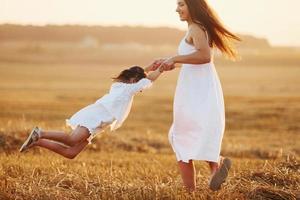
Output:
[66, 78, 153, 143]
[168, 34, 225, 163]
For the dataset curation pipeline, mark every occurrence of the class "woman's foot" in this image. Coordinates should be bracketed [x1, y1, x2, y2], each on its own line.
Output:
[209, 157, 232, 191]
[19, 127, 41, 152]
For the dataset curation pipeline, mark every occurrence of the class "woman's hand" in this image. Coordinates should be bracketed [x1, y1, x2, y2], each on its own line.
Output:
[161, 57, 176, 71]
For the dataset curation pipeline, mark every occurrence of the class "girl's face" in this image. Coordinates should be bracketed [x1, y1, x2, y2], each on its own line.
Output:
[176, 0, 190, 22]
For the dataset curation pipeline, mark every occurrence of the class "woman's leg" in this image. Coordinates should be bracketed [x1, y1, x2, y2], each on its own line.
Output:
[33, 139, 88, 159]
[178, 160, 196, 192]
[207, 161, 219, 176]
[207, 156, 223, 176]
[208, 156, 231, 191]
[39, 126, 90, 146]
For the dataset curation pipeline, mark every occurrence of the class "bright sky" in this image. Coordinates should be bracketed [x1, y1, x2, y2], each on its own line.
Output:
[1, 0, 300, 46]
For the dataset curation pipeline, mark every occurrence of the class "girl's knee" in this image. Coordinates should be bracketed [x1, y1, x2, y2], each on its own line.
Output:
[67, 154, 77, 159]
[65, 151, 78, 159]
[64, 148, 80, 159]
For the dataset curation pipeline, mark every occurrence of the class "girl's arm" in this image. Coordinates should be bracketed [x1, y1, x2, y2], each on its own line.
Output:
[144, 64, 153, 73]
[146, 67, 163, 82]
[126, 68, 162, 95]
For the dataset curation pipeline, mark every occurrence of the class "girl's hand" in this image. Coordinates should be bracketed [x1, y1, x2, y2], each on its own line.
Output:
[146, 58, 166, 72]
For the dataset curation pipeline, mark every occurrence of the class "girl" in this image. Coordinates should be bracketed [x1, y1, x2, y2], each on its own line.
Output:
[151, 0, 241, 192]
[19, 65, 163, 159]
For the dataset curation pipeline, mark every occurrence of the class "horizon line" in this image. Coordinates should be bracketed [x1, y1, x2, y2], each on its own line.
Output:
[1, 22, 299, 48]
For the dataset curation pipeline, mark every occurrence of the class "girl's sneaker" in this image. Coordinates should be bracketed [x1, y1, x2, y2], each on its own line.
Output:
[19, 127, 41, 152]
[209, 157, 232, 191]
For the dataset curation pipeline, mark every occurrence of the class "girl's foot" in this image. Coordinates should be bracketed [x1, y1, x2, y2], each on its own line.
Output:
[19, 127, 41, 152]
[209, 157, 232, 191]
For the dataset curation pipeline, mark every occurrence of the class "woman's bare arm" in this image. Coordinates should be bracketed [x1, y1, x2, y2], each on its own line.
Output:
[172, 50, 210, 64]
[176, 24, 211, 64]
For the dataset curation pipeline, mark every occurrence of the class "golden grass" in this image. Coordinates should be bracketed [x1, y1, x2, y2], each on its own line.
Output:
[0, 61, 299, 199]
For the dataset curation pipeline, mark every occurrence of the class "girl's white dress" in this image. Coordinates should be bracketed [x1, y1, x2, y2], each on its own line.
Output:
[168, 34, 225, 163]
[66, 78, 152, 143]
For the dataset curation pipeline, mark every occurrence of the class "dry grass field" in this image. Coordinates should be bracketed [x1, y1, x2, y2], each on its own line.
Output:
[0, 56, 299, 199]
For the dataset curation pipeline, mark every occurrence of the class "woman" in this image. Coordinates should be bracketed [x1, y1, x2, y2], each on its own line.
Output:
[151, 0, 240, 191]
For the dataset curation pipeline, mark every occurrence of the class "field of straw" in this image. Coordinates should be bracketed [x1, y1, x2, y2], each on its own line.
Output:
[0, 55, 299, 199]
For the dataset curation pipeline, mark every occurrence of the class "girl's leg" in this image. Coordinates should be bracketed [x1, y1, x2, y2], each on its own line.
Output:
[178, 160, 196, 192]
[39, 126, 90, 146]
[34, 139, 88, 159]
[32, 126, 90, 159]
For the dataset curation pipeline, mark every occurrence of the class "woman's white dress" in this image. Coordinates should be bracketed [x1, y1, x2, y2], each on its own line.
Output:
[168, 34, 225, 163]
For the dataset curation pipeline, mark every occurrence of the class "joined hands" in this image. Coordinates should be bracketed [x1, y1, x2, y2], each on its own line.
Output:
[146, 57, 176, 73]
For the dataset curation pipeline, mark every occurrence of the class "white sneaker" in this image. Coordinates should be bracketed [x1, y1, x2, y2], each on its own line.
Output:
[19, 127, 41, 152]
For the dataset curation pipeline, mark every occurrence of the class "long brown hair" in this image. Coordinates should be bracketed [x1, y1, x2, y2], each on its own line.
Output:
[113, 66, 146, 83]
[185, 0, 241, 59]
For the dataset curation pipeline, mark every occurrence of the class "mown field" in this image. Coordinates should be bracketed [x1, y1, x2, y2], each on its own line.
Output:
[0, 60, 299, 199]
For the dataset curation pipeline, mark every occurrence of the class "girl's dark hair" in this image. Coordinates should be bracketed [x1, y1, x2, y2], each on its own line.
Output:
[184, 0, 241, 59]
[113, 66, 147, 83]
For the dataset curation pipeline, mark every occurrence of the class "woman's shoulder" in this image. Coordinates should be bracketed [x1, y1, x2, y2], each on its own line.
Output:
[188, 23, 210, 48]
[189, 23, 207, 36]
